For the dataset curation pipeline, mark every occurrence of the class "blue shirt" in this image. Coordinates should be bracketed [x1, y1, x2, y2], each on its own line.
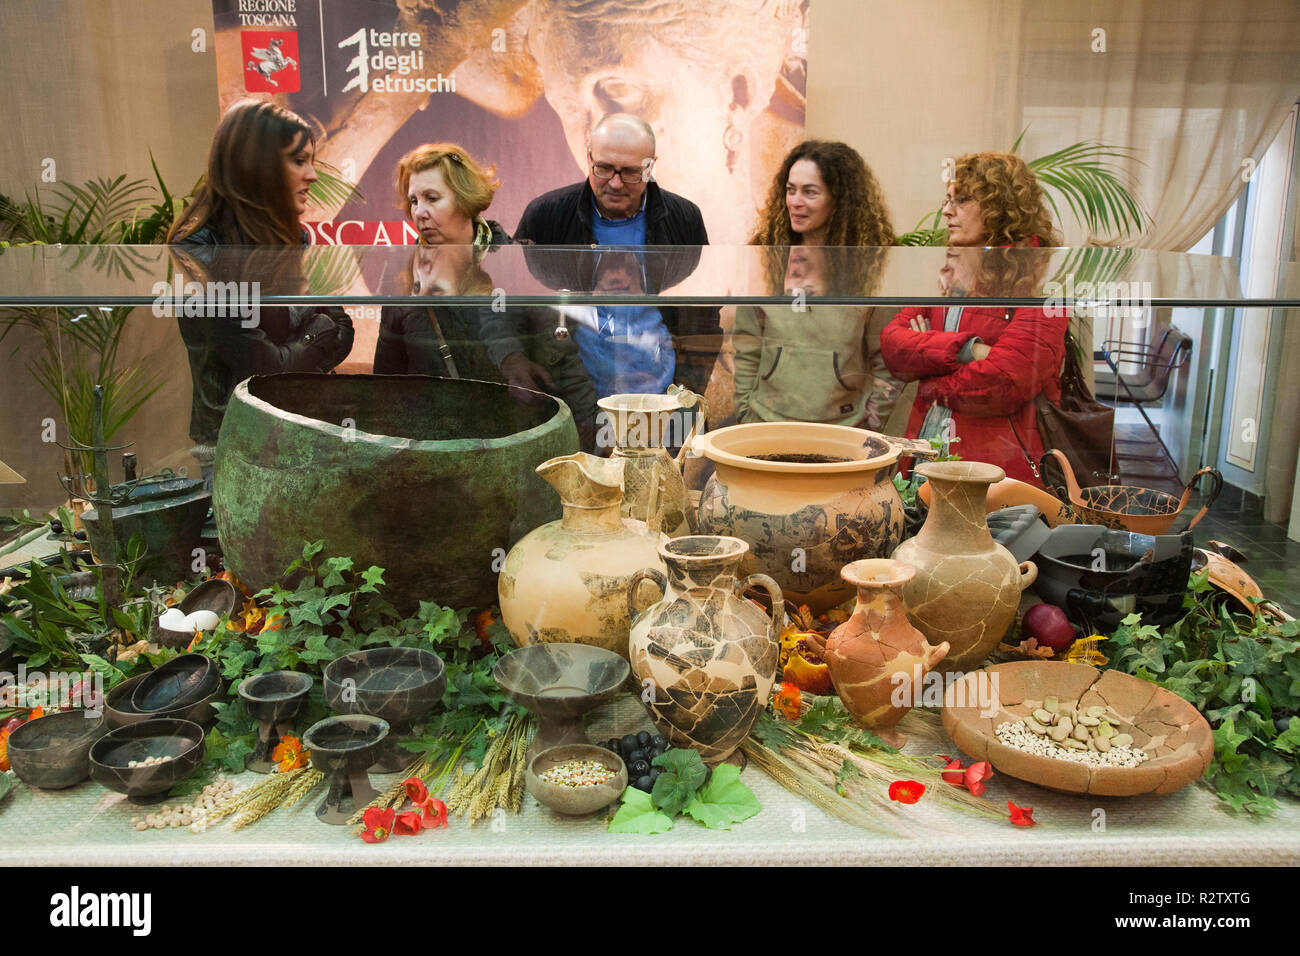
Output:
[582, 197, 674, 397]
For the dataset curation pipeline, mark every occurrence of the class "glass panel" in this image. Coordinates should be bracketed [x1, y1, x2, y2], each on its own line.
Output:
[2, 243, 1299, 307]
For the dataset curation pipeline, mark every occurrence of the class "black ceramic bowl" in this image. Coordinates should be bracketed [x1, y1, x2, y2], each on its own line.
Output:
[301, 714, 389, 775]
[6, 710, 108, 789]
[88, 718, 206, 804]
[238, 670, 314, 722]
[1034, 525, 1194, 632]
[322, 647, 446, 725]
[130, 654, 221, 713]
[105, 673, 224, 730]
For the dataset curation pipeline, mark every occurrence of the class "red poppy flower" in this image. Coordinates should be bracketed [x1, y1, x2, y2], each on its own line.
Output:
[772, 682, 802, 721]
[964, 761, 994, 797]
[940, 755, 965, 786]
[394, 811, 424, 836]
[403, 777, 429, 807]
[422, 797, 449, 829]
[1008, 800, 1036, 827]
[361, 807, 395, 843]
[888, 780, 925, 804]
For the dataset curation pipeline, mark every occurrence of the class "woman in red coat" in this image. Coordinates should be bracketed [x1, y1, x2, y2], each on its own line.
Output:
[881, 152, 1066, 486]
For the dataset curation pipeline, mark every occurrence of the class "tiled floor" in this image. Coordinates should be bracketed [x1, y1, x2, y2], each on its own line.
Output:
[1109, 419, 1300, 617]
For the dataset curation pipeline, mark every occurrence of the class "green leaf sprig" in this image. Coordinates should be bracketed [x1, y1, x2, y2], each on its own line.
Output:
[608, 748, 761, 833]
[1104, 571, 1300, 814]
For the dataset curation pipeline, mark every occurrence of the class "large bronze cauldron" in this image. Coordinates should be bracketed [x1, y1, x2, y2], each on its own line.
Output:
[214, 374, 578, 611]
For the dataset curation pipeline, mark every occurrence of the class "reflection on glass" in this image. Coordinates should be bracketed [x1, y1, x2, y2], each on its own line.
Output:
[732, 245, 902, 429]
[169, 244, 354, 483]
[882, 244, 1063, 488]
[375, 244, 599, 448]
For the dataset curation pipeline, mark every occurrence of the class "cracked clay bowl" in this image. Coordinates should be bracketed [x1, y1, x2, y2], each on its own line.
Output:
[941, 661, 1213, 797]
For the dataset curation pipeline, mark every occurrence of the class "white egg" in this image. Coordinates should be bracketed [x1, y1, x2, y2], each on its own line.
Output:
[158, 607, 188, 630]
[185, 610, 220, 632]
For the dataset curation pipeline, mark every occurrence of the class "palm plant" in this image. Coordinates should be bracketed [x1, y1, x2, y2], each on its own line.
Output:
[0, 158, 362, 482]
[896, 128, 1150, 245]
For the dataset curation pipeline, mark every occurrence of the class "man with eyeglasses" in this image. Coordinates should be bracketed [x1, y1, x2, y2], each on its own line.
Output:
[514, 113, 717, 401]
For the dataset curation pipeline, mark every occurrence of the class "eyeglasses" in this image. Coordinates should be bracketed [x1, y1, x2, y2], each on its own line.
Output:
[942, 194, 973, 210]
[589, 153, 653, 184]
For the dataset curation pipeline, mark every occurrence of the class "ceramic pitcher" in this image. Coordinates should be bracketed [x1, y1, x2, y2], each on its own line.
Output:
[626, 536, 783, 763]
[824, 559, 949, 747]
[596, 385, 706, 537]
[892, 461, 1037, 671]
[498, 452, 665, 659]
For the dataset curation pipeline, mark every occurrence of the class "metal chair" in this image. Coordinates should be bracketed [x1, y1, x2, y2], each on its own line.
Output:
[1095, 328, 1193, 474]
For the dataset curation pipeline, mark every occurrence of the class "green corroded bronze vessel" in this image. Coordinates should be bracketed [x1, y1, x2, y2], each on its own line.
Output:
[213, 374, 578, 611]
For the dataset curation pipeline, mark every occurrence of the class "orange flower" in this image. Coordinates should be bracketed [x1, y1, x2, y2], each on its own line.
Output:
[28, 706, 44, 721]
[271, 735, 310, 772]
[888, 780, 925, 804]
[772, 682, 802, 721]
[1008, 800, 1037, 826]
[0, 731, 10, 772]
[473, 609, 496, 650]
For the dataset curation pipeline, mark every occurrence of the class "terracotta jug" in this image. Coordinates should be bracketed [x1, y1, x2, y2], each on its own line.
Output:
[892, 462, 1037, 671]
[626, 536, 783, 763]
[596, 386, 706, 537]
[691, 421, 937, 613]
[498, 452, 665, 659]
[824, 559, 950, 747]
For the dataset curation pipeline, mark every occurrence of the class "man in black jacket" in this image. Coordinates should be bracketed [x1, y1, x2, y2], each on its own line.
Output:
[514, 113, 720, 399]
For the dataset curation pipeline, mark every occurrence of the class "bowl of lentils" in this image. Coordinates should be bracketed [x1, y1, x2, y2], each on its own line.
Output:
[941, 661, 1213, 797]
[526, 744, 628, 816]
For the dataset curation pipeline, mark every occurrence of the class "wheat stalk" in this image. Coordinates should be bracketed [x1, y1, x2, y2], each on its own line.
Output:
[741, 740, 894, 833]
[229, 769, 303, 830]
[281, 768, 325, 810]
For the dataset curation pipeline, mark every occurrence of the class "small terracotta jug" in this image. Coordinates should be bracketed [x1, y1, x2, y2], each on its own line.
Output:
[824, 559, 949, 747]
[893, 461, 1037, 671]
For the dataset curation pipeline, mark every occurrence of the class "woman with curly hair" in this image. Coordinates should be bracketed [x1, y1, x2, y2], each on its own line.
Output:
[730, 141, 902, 428]
[880, 151, 1067, 486]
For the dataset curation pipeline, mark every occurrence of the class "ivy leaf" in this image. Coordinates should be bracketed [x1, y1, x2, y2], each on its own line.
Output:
[684, 763, 761, 830]
[358, 566, 385, 593]
[1224, 637, 1266, 676]
[607, 785, 675, 834]
[1274, 720, 1300, 755]
[0, 772, 13, 802]
[650, 748, 708, 816]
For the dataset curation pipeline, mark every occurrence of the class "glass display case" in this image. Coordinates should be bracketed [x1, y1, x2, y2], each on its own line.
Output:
[1, 243, 1298, 864]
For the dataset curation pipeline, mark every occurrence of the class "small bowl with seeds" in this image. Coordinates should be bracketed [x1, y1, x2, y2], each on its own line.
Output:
[941, 661, 1214, 797]
[526, 744, 628, 817]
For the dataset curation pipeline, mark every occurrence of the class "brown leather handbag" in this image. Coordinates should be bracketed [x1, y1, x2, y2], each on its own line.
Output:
[1036, 331, 1115, 486]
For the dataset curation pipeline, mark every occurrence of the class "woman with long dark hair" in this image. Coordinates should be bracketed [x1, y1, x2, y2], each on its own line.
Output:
[168, 99, 354, 481]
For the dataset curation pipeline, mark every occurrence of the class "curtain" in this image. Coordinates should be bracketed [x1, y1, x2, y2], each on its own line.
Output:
[808, 0, 1300, 251]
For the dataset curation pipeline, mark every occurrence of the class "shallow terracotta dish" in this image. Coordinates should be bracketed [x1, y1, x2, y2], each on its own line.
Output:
[525, 744, 627, 817]
[941, 661, 1213, 796]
